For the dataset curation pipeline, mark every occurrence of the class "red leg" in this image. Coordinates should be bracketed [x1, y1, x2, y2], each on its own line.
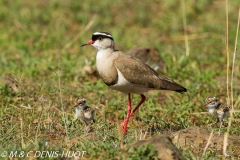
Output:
[130, 94, 146, 117]
[122, 118, 129, 134]
[127, 93, 132, 117]
[122, 93, 132, 134]
[122, 94, 146, 134]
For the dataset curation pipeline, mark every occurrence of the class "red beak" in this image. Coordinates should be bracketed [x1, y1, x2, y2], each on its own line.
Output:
[81, 40, 94, 47]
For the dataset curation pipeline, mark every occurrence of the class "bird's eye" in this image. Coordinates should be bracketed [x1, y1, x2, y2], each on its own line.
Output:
[98, 37, 103, 41]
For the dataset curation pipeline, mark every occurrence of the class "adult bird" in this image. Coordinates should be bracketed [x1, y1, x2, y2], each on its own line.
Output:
[81, 32, 187, 134]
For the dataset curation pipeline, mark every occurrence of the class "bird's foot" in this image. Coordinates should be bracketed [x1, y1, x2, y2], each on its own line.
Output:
[207, 124, 212, 128]
[121, 119, 129, 134]
[85, 124, 91, 133]
[224, 152, 229, 157]
[207, 122, 216, 128]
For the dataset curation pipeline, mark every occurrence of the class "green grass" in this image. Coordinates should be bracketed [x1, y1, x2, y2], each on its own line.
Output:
[0, 0, 240, 159]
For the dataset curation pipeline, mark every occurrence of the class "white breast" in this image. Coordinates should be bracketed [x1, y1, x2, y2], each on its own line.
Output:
[208, 108, 215, 115]
[96, 49, 114, 77]
[76, 107, 84, 120]
[96, 49, 113, 70]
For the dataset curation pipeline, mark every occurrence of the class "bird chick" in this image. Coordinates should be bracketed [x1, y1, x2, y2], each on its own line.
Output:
[75, 98, 95, 132]
[204, 96, 229, 135]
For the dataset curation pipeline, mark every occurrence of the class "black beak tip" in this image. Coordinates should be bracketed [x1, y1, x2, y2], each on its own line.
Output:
[81, 43, 86, 47]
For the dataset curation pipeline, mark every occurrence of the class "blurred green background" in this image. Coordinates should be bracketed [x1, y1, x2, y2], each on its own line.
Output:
[0, 0, 239, 159]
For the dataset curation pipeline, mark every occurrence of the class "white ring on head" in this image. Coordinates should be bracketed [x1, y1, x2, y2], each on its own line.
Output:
[93, 32, 113, 39]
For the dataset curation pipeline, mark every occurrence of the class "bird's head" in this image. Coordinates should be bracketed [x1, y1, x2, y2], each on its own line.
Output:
[75, 97, 86, 107]
[81, 32, 114, 51]
[203, 96, 220, 108]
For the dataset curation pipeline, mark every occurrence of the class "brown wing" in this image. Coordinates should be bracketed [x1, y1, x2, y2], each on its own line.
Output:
[114, 53, 187, 93]
[221, 103, 230, 112]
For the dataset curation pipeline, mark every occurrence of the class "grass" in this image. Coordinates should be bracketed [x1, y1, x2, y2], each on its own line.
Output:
[0, 0, 240, 159]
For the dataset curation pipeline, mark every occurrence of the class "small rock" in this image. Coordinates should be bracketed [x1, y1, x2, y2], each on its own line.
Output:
[130, 135, 185, 160]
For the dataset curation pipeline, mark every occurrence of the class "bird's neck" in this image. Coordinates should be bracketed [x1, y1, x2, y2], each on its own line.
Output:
[96, 48, 115, 60]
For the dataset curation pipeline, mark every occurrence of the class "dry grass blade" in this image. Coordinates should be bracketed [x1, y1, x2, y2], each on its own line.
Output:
[191, 112, 208, 115]
[226, 0, 230, 105]
[62, 17, 95, 51]
[20, 116, 25, 149]
[223, 6, 240, 157]
[230, 7, 240, 112]
[202, 130, 213, 156]
[234, 97, 240, 109]
[181, 0, 190, 56]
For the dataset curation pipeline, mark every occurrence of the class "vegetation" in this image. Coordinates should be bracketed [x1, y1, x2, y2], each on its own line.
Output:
[0, 0, 239, 159]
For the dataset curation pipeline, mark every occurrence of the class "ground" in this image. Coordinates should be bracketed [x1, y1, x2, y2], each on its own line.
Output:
[0, 0, 240, 159]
